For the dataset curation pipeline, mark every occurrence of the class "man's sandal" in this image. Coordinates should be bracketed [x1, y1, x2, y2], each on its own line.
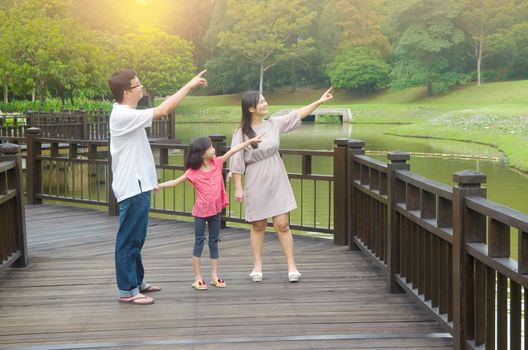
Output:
[140, 284, 161, 293]
[211, 278, 226, 288]
[191, 280, 208, 290]
[118, 294, 154, 305]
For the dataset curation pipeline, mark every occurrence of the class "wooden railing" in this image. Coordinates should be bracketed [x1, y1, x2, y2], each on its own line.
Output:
[341, 139, 528, 350]
[24, 131, 336, 235]
[0, 143, 27, 271]
[13, 130, 528, 348]
[0, 113, 26, 143]
[459, 184, 528, 349]
[0, 109, 175, 142]
[151, 136, 335, 233]
[25, 128, 113, 209]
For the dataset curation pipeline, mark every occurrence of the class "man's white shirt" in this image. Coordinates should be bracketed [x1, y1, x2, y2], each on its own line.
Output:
[109, 103, 157, 202]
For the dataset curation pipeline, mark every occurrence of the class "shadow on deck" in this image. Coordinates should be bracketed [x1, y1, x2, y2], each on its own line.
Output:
[0, 204, 452, 350]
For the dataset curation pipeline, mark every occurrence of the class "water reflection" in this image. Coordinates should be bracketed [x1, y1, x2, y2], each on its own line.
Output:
[176, 122, 528, 215]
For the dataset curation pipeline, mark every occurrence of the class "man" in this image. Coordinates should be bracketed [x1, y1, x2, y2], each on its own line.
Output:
[108, 69, 207, 305]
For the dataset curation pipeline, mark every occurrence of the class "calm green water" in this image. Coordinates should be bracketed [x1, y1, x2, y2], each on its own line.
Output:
[176, 122, 528, 216]
[42, 121, 527, 256]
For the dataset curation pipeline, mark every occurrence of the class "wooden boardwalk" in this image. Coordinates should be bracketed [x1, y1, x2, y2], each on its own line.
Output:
[0, 204, 453, 350]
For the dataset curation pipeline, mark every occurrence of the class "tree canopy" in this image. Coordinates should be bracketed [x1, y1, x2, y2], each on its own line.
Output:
[215, 0, 316, 93]
[326, 47, 390, 93]
[1, 0, 528, 105]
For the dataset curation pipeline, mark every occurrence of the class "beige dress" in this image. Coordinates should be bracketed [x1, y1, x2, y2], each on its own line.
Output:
[229, 111, 301, 222]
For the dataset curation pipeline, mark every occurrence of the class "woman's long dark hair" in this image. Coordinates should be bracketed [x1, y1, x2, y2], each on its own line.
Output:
[185, 137, 212, 170]
[240, 90, 261, 149]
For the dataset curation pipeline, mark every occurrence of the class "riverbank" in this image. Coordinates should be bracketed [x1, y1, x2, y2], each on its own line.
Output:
[177, 80, 528, 172]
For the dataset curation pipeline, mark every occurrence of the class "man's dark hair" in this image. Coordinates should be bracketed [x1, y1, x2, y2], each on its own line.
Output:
[108, 69, 137, 103]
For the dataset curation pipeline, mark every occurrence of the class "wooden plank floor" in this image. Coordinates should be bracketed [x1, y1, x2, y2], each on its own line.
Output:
[0, 204, 453, 350]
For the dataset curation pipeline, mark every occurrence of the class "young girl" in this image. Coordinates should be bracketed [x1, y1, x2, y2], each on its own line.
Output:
[158, 134, 262, 290]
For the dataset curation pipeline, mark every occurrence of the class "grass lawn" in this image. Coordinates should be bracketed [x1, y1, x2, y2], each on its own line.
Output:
[174, 80, 528, 172]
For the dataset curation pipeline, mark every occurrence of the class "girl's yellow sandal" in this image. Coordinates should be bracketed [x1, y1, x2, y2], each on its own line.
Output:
[191, 280, 208, 290]
[211, 278, 226, 288]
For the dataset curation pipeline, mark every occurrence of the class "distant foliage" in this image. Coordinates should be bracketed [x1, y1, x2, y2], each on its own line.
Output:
[215, 0, 317, 93]
[1, 0, 528, 103]
[116, 27, 196, 104]
[326, 47, 390, 93]
[387, 0, 466, 95]
[204, 53, 259, 94]
[0, 98, 112, 113]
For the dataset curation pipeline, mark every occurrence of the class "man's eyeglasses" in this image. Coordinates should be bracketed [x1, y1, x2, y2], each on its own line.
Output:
[128, 83, 142, 90]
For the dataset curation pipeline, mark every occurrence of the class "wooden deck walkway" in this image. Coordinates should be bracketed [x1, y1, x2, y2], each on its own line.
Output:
[0, 204, 453, 350]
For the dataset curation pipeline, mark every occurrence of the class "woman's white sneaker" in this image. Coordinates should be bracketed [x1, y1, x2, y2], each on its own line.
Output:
[288, 271, 302, 282]
[249, 271, 263, 282]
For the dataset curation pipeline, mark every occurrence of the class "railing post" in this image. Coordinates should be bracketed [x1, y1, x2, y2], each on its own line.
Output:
[347, 139, 365, 250]
[26, 127, 42, 204]
[26, 108, 34, 128]
[333, 138, 349, 245]
[169, 111, 176, 140]
[210, 134, 227, 229]
[107, 146, 118, 216]
[452, 170, 486, 350]
[0, 143, 28, 267]
[387, 151, 410, 292]
[79, 109, 88, 140]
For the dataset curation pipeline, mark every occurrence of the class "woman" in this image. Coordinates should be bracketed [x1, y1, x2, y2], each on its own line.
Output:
[229, 88, 333, 282]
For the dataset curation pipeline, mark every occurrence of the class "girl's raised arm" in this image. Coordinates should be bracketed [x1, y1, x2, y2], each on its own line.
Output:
[158, 174, 187, 190]
[220, 133, 263, 162]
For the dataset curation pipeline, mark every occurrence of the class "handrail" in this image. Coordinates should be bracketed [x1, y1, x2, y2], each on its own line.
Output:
[395, 169, 453, 200]
[344, 142, 528, 349]
[25, 131, 336, 235]
[466, 196, 528, 232]
[0, 144, 27, 272]
[0, 110, 175, 141]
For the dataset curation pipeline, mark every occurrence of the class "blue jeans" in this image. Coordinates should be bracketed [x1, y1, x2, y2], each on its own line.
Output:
[193, 213, 221, 259]
[115, 191, 151, 297]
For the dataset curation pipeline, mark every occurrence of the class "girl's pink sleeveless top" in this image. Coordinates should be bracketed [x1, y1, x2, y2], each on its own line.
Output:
[185, 157, 228, 218]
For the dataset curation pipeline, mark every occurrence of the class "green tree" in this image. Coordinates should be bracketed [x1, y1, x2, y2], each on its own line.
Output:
[216, 0, 316, 93]
[316, 1, 343, 66]
[336, 0, 390, 55]
[1, 0, 62, 102]
[166, 0, 216, 67]
[116, 26, 196, 104]
[6, 16, 59, 102]
[388, 0, 465, 95]
[459, 0, 515, 86]
[486, 21, 528, 80]
[0, 9, 13, 103]
[6, 14, 107, 104]
[326, 47, 390, 93]
[204, 53, 259, 94]
[49, 20, 109, 104]
[1, 0, 111, 104]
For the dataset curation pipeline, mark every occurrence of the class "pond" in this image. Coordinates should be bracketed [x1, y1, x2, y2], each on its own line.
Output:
[41, 121, 527, 256]
[175, 122, 528, 217]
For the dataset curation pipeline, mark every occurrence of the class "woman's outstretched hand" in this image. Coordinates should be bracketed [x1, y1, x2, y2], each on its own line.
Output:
[297, 87, 334, 120]
[318, 87, 334, 104]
